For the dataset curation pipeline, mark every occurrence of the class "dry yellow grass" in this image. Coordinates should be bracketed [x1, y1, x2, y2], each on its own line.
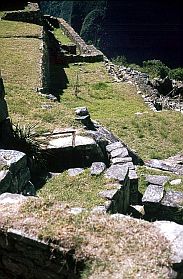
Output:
[0, 20, 42, 37]
[0, 199, 171, 279]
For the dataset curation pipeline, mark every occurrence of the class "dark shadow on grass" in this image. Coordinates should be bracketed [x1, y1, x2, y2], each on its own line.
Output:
[49, 54, 69, 102]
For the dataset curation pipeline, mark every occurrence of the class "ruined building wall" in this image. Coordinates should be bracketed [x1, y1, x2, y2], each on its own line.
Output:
[2, 3, 43, 25]
[0, 229, 82, 279]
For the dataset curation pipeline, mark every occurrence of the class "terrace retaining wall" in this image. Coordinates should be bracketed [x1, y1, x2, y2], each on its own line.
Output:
[0, 229, 83, 279]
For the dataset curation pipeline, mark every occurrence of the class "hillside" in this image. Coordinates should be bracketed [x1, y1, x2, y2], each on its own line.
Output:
[0, 5, 183, 279]
[39, 0, 183, 67]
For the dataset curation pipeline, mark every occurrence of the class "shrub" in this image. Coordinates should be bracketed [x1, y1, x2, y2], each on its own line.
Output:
[111, 55, 128, 66]
[142, 59, 170, 79]
[169, 68, 183, 81]
[80, 9, 105, 46]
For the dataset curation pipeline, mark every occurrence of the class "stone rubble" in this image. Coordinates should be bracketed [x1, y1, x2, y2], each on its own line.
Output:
[90, 162, 106, 176]
[0, 150, 33, 195]
[104, 58, 183, 112]
[142, 175, 183, 224]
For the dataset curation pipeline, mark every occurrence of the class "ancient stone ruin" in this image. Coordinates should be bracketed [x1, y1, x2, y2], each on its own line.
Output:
[0, 2, 183, 278]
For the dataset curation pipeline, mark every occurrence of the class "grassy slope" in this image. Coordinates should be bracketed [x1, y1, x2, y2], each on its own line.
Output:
[1, 20, 182, 160]
[54, 28, 73, 44]
[0, 19, 182, 277]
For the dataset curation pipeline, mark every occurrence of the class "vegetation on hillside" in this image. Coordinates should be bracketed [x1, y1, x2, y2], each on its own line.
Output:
[0, 14, 182, 279]
[112, 57, 183, 81]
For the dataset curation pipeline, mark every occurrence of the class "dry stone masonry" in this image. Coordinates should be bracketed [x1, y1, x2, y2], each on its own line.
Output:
[142, 175, 183, 224]
[0, 228, 84, 279]
[104, 58, 183, 112]
[0, 150, 34, 196]
[0, 3, 183, 277]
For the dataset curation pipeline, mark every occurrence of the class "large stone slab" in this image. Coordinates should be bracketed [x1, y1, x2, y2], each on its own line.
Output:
[145, 158, 183, 175]
[0, 193, 28, 205]
[0, 170, 12, 193]
[154, 220, 183, 264]
[0, 150, 31, 194]
[161, 190, 183, 208]
[0, 150, 27, 173]
[105, 165, 129, 183]
[106, 141, 124, 152]
[111, 156, 132, 165]
[145, 175, 170, 186]
[159, 191, 183, 224]
[142, 184, 164, 204]
[98, 189, 119, 200]
[48, 135, 96, 149]
[68, 168, 84, 176]
[43, 134, 105, 171]
[110, 147, 129, 158]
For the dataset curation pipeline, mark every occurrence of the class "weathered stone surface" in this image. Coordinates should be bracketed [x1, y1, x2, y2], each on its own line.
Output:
[111, 156, 132, 165]
[145, 175, 170, 186]
[0, 150, 30, 194]
[68, 168, 84, 176]
[119, 162, 135, 170]
[145, 159, 176, 172]
[170, 179, 182, 186]
[105, 165, 129, 183]
[161, 190, 183, 208]
[98, 189, 119, 200]
[110, 147, 128, 158]
[48, 135, 96, 149]
[75, 107, 89, 117]
[142, 184, 164, 203]
[129, 169, 138, 181]
[129, 169, 139, 204]
[0, 150, 27, 173]
[154, 220, 183, 264]
[106, 141, 124, 152]
[90, 162, 106, 175]
[0, 228, 83, 279]
[145, 157, 183, 175]
[0, 193, 28, 205]
[0, 170, 12, 193]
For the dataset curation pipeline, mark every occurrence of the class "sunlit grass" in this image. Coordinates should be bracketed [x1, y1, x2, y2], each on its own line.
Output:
[0, 20, 42, 37]
[38, 169, 112, 209]
[54, 28, 73, 45]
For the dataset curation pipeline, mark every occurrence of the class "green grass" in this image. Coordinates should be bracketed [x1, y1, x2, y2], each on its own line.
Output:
[1, 19, 182, 198]
[0, 18, 178, 278]
[0, 20, 42, 37]
[54, 28, 74, 45]
[38, 169, 113, 209]
[1, 19, 182, 161]
[62, 63, 183, 160]
[137, 166, 183, 194]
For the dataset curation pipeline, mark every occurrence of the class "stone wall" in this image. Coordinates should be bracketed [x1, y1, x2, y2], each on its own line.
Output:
[0, 150, 33, 195]
[0, 73, 13, 149]
[39, 27, 50, 93]
[44, 16, 104, 63]
[2, 3, 43, 26]
[0, 73, 8, 124]
[0, 228, 83, 279]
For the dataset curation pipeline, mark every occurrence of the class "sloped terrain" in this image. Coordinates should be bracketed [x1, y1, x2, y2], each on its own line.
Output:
[0, 16, 183, 278]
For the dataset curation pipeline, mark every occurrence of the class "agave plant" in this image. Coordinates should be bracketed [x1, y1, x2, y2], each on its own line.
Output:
[11, 121, 47, 185]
